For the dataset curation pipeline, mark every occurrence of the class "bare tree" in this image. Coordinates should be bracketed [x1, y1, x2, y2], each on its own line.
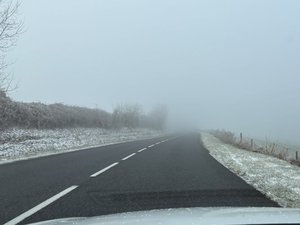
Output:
[112, 104, 143, 129]
[0, 0, 22, 92]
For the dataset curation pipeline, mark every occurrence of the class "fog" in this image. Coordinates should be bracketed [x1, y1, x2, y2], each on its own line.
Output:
[8, 0, 300, 144]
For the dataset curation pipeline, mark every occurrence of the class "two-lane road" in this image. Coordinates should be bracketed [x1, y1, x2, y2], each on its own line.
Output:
[0, 133, 278, 225]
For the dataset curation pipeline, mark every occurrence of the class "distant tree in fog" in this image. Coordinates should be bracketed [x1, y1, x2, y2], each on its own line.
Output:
[112, 104, 142, 128]
[148, 104, 168, 130]
[139, 104, 168, 131]
[112, 104, 168, 130]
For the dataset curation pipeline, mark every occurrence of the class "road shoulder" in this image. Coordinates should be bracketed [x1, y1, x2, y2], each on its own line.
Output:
[201, 132, 300, 207]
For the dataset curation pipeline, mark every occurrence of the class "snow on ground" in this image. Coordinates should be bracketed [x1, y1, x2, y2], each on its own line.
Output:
[0, 128, 161, 164]
[201, 132, 300, 208]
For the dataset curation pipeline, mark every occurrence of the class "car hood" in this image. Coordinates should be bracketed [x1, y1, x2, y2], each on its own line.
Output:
[30, 207, 300, 225]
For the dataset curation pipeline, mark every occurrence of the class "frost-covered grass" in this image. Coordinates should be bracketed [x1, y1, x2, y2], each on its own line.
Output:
[201, 132, 300, 208]
[210, 129, 300, 165]
[0, 128, 161, 163]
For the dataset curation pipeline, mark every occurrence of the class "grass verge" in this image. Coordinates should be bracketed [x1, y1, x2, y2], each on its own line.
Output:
[210, 129, 300, 167]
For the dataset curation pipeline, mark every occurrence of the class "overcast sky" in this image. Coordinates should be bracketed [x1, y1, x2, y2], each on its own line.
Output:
[8, 0, 300, 144]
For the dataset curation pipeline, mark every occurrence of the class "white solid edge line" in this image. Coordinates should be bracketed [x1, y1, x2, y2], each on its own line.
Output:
[121, 153, 136, 161]
[90, 162, 119, 177]
[4, 185, 78, 225]
[137, 148, 147, 153]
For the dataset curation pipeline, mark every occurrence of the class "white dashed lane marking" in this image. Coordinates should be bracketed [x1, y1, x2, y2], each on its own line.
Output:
[4, 186, 78, 225]
[90, 162, 119, 177]
[121, 153, 136, 161]
[137, 148, 147, 153]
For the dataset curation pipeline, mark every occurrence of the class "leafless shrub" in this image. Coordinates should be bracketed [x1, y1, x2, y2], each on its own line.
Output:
[263, 142, 276, 155]
[210, 129, 236, 145]
[276, 149, 288, 161]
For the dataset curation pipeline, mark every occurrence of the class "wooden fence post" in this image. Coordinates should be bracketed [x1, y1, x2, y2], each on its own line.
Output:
[251, 139, 254, 150]
[296, 151, 299, 160]
[240, 132, 243, 143]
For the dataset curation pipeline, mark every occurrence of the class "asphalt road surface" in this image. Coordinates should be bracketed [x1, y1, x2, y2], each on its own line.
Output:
[0, 133, 278, 225]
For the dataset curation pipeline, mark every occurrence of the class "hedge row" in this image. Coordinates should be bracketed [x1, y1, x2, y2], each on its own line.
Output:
[0, 91, 166, 130]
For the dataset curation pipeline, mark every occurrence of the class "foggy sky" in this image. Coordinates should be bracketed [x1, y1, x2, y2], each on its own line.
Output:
[8, 0, 300, 144]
